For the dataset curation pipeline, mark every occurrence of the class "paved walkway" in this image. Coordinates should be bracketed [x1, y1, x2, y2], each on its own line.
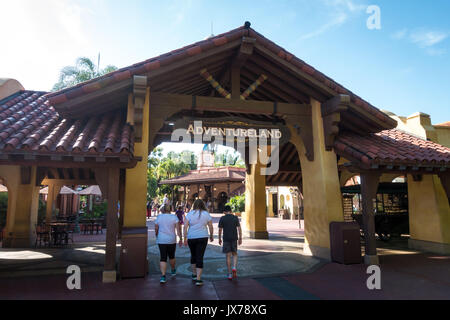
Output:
[0, 215, 449, 299]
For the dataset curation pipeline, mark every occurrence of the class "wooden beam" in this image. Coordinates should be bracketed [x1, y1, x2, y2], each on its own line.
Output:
[150, 92, 311, 116]
[41, 179, 97, 186]
[232, 37, 256, 68]
[36, 167, 48, 186]
[249, 55, 327, 102]
[360, 172, 380, 264]
[321, 95, 350, 151]
[245, 61, 310, 102]
[254, 44, 395, 130]
[231, 65, 241, 100]
[132, 76, 147, 142]
[0, 156, 139, 169]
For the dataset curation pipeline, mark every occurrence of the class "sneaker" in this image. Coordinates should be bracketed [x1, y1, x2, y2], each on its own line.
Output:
[191, 274, 197, 281]
[195, 280, 204, 286]
[232, 268, 237, 279]
[227, 273, 233, 280]
[160, 275, 166, 284]
[171, 268, 177, 276]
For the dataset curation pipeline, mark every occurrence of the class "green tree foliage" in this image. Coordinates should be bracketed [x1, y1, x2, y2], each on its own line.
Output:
[52, 57, 118, 91]
[214, 149, 245, 168]
[226, 194, 245, 213]
[147, 148, 197, 202]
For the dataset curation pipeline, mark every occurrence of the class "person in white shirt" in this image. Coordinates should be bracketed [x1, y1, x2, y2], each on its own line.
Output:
[183, 199, 214, 286]
[154, 204, 182, 284]
[162, 194, 170, 206]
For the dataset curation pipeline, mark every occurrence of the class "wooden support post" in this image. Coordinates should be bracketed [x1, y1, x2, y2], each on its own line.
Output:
[212, 184, 215, 213]
[360, 172, 381, 265]
[231, 66, 240, 100]
[96, 167, 120, 282]
[118, 169, 125, 239]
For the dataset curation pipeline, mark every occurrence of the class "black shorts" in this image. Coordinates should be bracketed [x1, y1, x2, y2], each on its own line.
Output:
[222, 240, 238, 253]
[158, 243, 176, 262]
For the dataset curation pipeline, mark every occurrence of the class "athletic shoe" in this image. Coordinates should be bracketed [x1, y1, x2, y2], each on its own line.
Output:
[227, 273, 233, 280]
[171, 268, 177, 276]
[195, 280, 204, 286]
[232, 268, 237, 279]
[160, 275, 166, 284]
[191, 274, 197, 281]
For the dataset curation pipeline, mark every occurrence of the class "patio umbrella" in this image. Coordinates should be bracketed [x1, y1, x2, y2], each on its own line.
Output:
[39, 186, 48, 194]
[59, 186, 78, 195]
[78, 185, 102, 196]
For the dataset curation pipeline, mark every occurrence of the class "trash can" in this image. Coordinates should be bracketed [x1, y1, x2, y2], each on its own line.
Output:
[120, 227, 149, 278]
[329, 221, 362, 264]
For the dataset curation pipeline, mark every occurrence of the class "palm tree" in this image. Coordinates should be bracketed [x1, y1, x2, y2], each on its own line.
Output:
[52, 57, 118, 91]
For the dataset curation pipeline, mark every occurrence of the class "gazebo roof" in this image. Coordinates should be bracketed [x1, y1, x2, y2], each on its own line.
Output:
[79, 185, 102, 196]
[160, 166, 245, 185]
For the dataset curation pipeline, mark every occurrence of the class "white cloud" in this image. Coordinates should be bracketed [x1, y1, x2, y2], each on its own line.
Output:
[392, 28, 408, 40]
[301, 13, 348, 40]
[410, 30, 448, 48]
[300, 0, 366, 40]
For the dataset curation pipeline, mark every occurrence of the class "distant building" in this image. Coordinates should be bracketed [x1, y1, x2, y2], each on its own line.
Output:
[160, 149, 245, 213]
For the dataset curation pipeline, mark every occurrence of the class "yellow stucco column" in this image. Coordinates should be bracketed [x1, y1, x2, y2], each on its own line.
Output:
[123, 88, 150, 227]
[0, 165, 39, 248]
[407, 174, 450, 254]
[243, 163, 268, 239]
[46, 183, 62, 222]
[287, 98, 344, 260]
[267, 191, 275, 217]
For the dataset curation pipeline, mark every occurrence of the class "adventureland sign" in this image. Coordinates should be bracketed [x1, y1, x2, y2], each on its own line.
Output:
[173, 116, 291, 146]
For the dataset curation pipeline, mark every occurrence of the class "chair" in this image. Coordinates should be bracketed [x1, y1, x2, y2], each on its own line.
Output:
[35, 223, 50, 247]
[62, 223, 75, 244]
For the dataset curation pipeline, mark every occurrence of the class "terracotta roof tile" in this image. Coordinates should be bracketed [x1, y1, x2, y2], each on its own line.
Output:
[335, 129, 450, 167]
[0, 91, 134, 158]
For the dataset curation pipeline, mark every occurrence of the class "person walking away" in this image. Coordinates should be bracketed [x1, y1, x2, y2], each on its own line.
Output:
[154, 204, 182, 284]
[175, 206, 185, 225]
[146, 200, 152, 220]
[162, 194, 170, 206]
[218, 205, 242, 280]
[183, 199, 214, 286]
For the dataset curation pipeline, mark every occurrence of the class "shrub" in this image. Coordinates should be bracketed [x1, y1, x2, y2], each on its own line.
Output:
[226, 194, 245, 213]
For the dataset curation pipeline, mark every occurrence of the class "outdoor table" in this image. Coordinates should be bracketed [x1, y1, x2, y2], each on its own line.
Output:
[49, 222, 70, 245]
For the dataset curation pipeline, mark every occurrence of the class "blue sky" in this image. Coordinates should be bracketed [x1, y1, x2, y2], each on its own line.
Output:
[1, 0, 449, 133]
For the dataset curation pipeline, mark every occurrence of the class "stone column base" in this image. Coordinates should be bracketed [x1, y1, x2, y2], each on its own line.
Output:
[243, 230, 269, 239]
[364, 254, 379, 265]
[102, 270, 117, 283]
[303, 243, 331, 261]
[409, 239, 450, 255]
